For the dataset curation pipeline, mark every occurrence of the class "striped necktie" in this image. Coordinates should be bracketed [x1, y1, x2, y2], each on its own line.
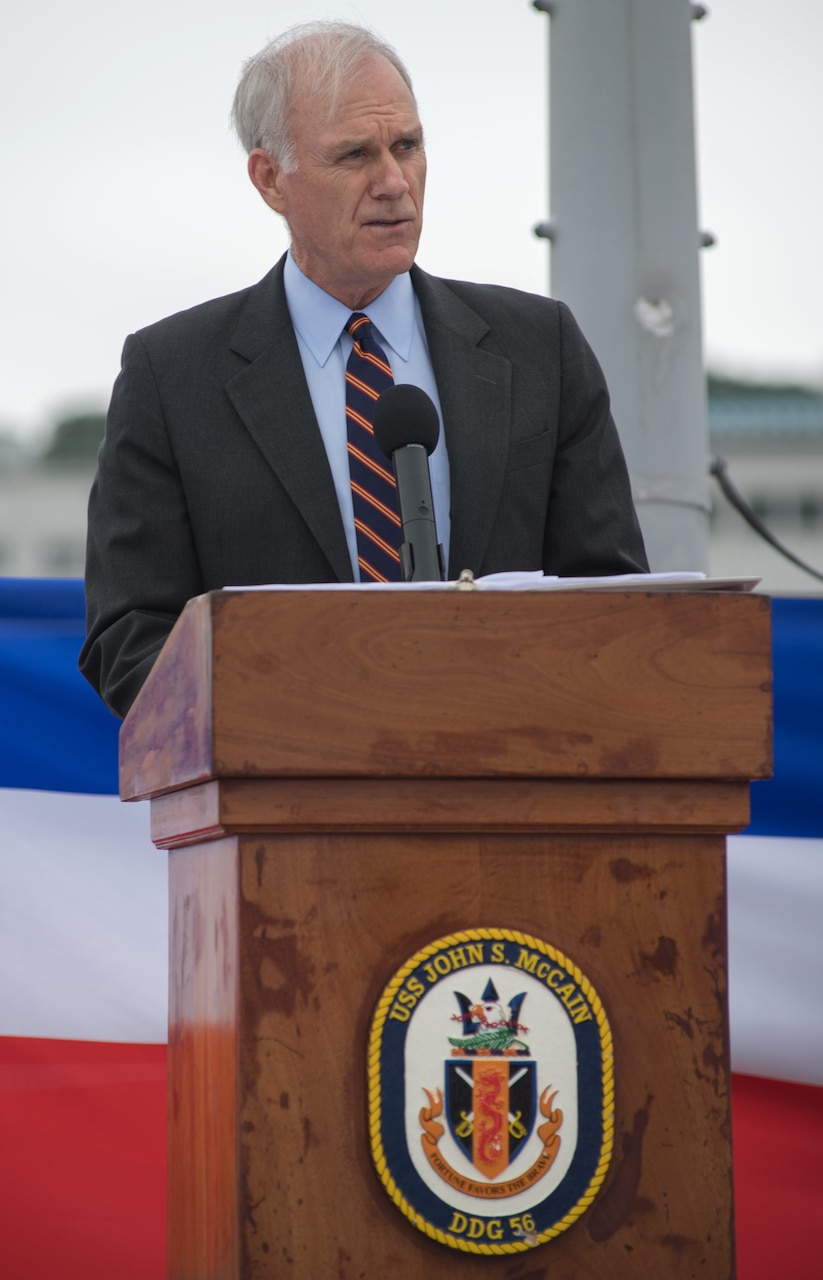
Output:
[345, 312, 402, 582]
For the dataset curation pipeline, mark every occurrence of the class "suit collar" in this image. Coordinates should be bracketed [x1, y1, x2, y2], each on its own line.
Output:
[222, 258, 514, 584]
[283, 252, 417, 365]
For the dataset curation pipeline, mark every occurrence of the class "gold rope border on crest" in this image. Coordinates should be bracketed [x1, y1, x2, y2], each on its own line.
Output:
[367, 927, 615, 1256]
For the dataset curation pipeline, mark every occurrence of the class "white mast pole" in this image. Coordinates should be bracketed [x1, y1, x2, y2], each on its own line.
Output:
[535, 0, 711, 571]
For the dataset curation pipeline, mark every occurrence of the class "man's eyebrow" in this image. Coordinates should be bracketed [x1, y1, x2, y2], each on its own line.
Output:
[332, 136, 375, 153]
[329, 126, 424, 154]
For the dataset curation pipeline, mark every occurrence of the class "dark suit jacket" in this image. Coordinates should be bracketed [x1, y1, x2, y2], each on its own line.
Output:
[80, 257, 647, 716]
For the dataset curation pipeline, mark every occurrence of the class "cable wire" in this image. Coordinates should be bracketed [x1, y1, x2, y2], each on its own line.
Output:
[710, 455, 823, 585]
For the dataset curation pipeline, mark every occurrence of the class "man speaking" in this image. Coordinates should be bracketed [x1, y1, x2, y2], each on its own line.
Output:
[80, 20, 648, 718]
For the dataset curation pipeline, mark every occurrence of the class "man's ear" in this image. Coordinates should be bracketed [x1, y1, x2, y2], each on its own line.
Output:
[247, 149, 288, 215]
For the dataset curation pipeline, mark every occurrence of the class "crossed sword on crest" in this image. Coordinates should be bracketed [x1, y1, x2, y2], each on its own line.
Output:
[452, 1064, 531, 1141]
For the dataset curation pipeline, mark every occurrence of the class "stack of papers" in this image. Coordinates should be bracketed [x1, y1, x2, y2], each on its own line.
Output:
[225, 571, 760, 593]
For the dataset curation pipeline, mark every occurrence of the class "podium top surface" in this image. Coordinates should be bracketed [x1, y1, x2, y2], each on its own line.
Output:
[119, 588, 772, 801]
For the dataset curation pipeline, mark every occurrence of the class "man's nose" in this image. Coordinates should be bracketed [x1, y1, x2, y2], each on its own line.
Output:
[369, 152, 409, 197]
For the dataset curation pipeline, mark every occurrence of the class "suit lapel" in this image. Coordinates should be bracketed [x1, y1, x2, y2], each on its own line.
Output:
[411, 268, 512, 578]
[221, 260, 513, 584]
[224, 259, 354, 582]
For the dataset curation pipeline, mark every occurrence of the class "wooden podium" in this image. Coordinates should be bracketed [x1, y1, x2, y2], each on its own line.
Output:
[120, 587, 772, 1280]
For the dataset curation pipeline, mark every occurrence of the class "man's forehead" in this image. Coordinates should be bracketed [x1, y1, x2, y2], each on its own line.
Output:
[289, 53, 420, 137]
[318, 108, 423, 148]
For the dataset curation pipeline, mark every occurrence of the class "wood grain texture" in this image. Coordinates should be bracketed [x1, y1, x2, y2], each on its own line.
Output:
[120, 593, 213, 800]
[228, 831, 732, 1278]
[119, 589, 772, 799]
[168, 838, 239, 1280]
[149, 777, 752, 848]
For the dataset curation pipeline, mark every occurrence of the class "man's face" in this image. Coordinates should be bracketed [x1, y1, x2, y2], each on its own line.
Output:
[251, 53, 426, 309]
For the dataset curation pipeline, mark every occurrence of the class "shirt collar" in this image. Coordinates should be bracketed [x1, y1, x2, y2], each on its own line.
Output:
[283, 251, 415, 367]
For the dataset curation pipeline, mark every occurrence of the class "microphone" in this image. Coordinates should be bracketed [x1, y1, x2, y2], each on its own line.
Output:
[373, 385, 446, 582]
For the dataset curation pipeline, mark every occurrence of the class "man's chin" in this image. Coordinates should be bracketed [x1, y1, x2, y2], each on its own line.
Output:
[365, 239, 419, 278]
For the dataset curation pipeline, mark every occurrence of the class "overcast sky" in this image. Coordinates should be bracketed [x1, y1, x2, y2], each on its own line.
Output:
[2, 0, 821, 443]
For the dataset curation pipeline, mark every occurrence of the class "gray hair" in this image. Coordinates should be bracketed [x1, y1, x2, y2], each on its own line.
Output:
[231, 20, 417, 174]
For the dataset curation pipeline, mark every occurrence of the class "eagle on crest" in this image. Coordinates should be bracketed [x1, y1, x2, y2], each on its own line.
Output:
[449, 978, 530, 1055]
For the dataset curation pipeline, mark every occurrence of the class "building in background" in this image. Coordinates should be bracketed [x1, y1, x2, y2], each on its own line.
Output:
[0, 414, 104, 579]
[707, 378, 823, 595]
[1, 385, 822, 593]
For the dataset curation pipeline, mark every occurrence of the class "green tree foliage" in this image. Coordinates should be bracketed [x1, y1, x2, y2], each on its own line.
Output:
[41, 412, 106, 464]
[707, 372, 819, 401]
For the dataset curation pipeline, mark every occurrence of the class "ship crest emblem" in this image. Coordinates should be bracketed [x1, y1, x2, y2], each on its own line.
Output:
[368, 929, 613, 1255]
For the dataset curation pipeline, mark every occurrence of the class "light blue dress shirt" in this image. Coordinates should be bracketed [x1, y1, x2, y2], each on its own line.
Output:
[283, 252, 451, 580]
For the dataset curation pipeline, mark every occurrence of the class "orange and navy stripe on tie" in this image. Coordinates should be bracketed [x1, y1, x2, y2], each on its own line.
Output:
[347, 442, 396, 487]
[346, 371, 381, 401]
[351, 480, 402, 527]
[345, 312, 402, 582]
[354, 518, 402, 562]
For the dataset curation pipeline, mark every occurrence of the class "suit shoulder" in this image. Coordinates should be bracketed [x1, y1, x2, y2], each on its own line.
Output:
[139, 290, 250, 337]
[413, 268, 583, 341]
[414, 269, 589, 364]
[423, 272, 566, 323]
[130, 260, 285, 355]
[440, 276, 558, 312]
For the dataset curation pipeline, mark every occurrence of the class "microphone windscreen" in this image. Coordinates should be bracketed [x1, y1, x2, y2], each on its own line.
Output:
[373, 384, 440, 458]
